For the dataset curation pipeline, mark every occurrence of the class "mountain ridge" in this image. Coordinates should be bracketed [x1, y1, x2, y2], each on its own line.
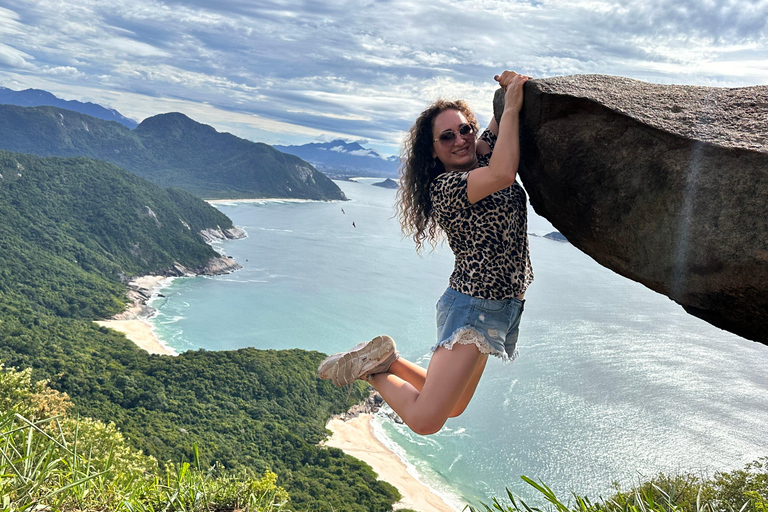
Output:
[275, 139, 399, 179]
[0, 86, 138, 128]
[0, 104, 346, 200]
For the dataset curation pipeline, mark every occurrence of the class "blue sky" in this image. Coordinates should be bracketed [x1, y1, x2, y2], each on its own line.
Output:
[0, 0, 766, 157]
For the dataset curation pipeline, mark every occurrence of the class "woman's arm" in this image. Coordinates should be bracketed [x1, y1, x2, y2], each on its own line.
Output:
[466, 71, 528, 204]
[475, 117, 498, 156]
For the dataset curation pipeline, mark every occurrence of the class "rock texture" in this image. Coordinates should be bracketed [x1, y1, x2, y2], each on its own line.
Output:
[199, 226, 247, 243]
[494, 75, 768, 345]
[332, 389, 387, 421]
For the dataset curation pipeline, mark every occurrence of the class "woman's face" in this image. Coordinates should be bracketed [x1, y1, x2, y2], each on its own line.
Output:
[431, 108, 477, 172]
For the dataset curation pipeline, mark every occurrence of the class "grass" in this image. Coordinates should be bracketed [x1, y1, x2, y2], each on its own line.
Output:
[466, 462, 768, 512]
[0, 364, 289, 512]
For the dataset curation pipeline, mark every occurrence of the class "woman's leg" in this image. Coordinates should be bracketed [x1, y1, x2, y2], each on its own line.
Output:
[368, 343, 486, 435]
[386, 354, 488, 418]
[387, 358, 426, 389]
[448, 353, 487, 417]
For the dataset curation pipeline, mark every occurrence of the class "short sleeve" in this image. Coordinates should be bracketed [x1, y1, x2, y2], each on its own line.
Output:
[479, 129, 497, 152]
[431, 171, 473, 215]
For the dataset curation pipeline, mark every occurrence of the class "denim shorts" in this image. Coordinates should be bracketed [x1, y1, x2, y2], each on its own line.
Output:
[432, 287, 525, 361]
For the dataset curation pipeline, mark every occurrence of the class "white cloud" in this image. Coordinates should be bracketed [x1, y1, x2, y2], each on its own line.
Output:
[0, 43, 32, 69]
[348, 148, 378, 158]
[0, 0, 765, 158]
[40, 66, 84, 77]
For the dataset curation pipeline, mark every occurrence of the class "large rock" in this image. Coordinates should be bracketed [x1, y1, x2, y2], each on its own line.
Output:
[494, 75, 768, 345]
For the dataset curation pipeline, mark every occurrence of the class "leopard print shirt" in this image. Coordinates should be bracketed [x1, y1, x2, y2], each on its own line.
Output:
[430, 129, 534, 300]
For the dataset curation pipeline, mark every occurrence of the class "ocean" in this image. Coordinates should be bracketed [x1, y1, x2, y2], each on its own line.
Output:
[149, 179, 768, 510]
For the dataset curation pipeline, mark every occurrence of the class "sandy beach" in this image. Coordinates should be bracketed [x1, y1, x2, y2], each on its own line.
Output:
[325, 414, 457, 512]
[94, 318, 172, 354]
[94, 275, 174, 355]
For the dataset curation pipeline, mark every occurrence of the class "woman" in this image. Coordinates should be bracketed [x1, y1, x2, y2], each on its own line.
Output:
[319, 71, 533, 435]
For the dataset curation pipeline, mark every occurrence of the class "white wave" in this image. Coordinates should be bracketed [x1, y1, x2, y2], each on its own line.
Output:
[371, 415, 467, 511]
[137, 317, 178, 356]
[258, 227, 294, 232]
[207, 198, 327, 206]
[158, 315, 186, 325]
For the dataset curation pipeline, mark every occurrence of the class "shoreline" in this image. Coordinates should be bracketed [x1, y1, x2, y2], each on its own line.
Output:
[325, 413, 458, 512]
[206, 198, 328, 204]
[94, 275, 175, 355]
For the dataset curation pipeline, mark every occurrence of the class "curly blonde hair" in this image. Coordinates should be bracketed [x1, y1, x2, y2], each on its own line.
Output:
[396, 99, 479, 253]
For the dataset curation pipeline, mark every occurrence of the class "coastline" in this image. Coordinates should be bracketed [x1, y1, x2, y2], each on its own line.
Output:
[206, 198, 321, 204]
[325, 413, 458, 512]
[94, 275, 175, 355]
[92, 228, 244, 356]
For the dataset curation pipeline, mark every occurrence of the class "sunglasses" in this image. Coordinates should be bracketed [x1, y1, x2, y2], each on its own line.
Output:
[433, 123, 475, 146]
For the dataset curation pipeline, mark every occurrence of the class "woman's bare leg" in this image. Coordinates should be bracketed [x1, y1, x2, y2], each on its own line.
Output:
[387, 358, 426, 390]
[387, 354, 488, 418]
[448, 354, 487, 417]
[368, 343, 486, 435]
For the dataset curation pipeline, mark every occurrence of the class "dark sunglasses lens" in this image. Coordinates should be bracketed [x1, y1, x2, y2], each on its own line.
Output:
[459, 124, 473, 135]
[439, 132, 456, 144]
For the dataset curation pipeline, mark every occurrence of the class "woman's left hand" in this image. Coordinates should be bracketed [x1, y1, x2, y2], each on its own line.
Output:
[494, 71, 530, 114]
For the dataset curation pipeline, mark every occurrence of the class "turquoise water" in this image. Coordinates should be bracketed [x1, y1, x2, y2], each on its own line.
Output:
[150, 180, 768, 510]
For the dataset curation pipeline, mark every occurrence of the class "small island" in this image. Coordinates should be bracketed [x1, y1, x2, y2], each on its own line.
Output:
[373, 178, 399, 189]
[544, 231, 569, 242]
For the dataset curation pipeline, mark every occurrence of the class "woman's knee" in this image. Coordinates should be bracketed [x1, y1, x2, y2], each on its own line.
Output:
[408, 415, 448, 436]
[448, 402, 469, 418]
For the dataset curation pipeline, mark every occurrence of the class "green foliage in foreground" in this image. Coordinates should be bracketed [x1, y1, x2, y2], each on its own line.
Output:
[0, 364, 289, 511]
[469, 462, 768, 512]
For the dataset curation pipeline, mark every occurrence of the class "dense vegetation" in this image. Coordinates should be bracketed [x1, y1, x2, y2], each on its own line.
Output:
[0, 150, 231, 318]
[1, 364, 289, 511]
[0, 104, 346, 200]
[0, 149, 398, 511]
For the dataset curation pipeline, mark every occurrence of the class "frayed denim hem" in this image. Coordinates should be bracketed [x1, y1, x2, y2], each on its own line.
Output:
[431, 326, 518, 362]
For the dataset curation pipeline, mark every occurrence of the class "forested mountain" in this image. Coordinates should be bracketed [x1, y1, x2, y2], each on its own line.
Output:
[0, 149, 398, 511]
[0, 149, 238, 317]
[0, 85, 138, 128]
[0, 104, 347, 200]
[275, 139, 399, 178]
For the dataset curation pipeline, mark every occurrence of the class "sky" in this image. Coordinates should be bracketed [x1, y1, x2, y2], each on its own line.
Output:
[0, 0, 766, 157]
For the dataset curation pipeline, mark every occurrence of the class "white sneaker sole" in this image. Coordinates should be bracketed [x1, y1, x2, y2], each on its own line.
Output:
[319, 335, 395, 386]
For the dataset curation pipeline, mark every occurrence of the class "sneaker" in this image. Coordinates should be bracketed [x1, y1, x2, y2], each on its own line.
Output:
[318, 335, 398, 387]
[318, 341, 367, 380]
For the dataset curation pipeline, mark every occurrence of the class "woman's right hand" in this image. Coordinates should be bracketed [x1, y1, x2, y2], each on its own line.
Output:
[465, 71, 529, 203]
[494, 71, 530, 114]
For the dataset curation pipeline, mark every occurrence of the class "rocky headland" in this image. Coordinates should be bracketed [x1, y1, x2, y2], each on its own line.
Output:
[111, 227, 246, 323]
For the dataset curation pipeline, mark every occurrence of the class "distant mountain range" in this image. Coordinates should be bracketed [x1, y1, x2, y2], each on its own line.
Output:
[0, 86, 138, 128]
[0, 104, 346, 200]
[275, 139, 399, 178]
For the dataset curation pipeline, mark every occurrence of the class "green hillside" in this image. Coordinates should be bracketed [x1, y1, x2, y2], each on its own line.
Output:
[0, 104, 347, 201]
[0, 149, 397, 511]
